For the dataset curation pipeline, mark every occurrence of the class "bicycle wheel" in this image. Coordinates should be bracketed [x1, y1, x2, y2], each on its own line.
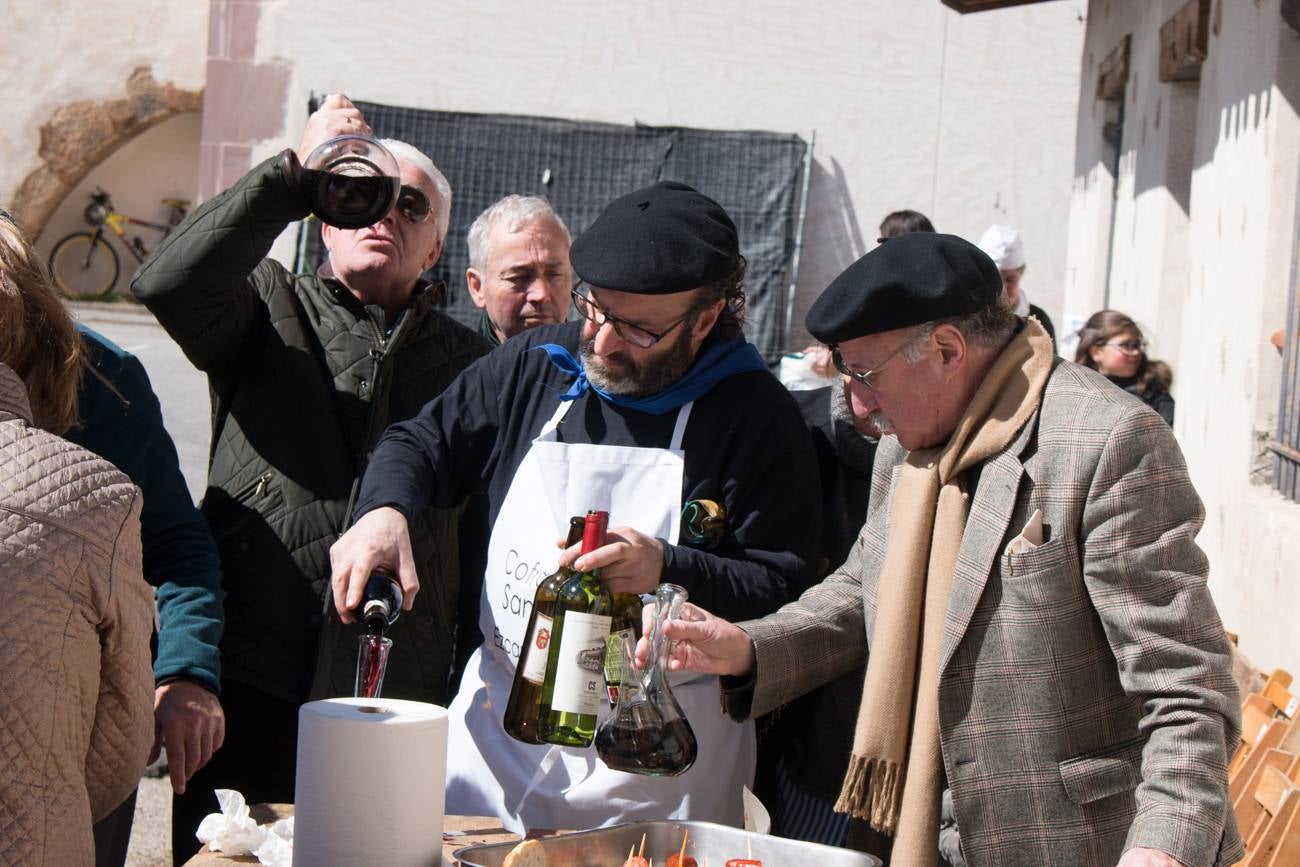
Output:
[49, 232, 120, 300]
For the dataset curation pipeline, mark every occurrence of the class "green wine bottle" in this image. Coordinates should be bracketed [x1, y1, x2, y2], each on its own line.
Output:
[539, 509, 612, 747]
[502, 515, 586, 744]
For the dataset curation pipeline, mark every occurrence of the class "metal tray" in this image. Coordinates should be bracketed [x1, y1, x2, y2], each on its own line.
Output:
[453, 819, 881, 866]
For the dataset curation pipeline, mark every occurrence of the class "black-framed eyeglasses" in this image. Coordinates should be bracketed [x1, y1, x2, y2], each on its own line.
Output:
[1103, 339, 1146, 354]
[570, 284, 696, 349]
[394, 185, 432, 224]
[831, 337, 916, 390]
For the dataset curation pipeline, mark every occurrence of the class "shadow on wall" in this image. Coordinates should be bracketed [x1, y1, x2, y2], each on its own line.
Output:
[1073, 2, 1300, 212]
[786, 157, 866, 350]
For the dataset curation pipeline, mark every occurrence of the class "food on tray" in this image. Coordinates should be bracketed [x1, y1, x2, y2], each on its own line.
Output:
[502, 838, 546, 867]
[664, 828, 698, 867]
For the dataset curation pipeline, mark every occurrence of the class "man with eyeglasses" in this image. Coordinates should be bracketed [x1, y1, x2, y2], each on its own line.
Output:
[650, 232, 1242, 867]
[131, 94, 491, 862]
[329, 180, 822, 832]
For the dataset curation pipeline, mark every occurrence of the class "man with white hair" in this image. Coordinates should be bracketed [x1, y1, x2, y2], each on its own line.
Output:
[466, 195, 573, 345]
[132, 94, 491, 862]
[977, 224, 1056, 347]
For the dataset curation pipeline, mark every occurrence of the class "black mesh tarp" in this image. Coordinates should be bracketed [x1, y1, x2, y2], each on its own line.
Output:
[298, 99, 807, 363]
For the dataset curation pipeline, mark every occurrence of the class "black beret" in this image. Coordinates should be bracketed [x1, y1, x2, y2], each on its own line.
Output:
[805, 232, 1002, 344]
[570, 181, 739, 294]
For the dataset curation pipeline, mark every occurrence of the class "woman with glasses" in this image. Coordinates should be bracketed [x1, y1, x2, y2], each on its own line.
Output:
[1075, 309, 1174, 425]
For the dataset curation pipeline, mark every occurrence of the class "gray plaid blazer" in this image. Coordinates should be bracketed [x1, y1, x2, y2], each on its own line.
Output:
[738, 361, 1243, 867]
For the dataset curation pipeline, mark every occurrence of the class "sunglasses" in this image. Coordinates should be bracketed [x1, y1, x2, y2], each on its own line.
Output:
[395, 185, 432, 224]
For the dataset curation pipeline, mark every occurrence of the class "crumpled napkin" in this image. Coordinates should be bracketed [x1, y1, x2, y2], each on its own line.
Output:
[742, 785, 771, 835]
[196, 789, 295, 867]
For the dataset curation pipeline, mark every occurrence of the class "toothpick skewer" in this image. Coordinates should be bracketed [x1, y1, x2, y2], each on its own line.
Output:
[678, 829, 689, 864]
[639, 832, 647, 858]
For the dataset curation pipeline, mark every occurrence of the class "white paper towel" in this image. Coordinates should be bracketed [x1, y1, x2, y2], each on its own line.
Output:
[293, 697, 448, 867]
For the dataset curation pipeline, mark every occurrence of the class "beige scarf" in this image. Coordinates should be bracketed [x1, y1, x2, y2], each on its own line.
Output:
[834, 319, 1053, 866]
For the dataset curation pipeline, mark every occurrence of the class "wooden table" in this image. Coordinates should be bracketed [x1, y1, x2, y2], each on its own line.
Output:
[182, 806, 520, 865]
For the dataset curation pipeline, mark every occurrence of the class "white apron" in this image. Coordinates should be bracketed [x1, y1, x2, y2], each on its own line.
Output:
[444, 398, 756, 833]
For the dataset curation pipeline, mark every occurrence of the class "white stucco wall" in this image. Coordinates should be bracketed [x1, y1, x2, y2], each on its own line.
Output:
[1063, 0, 1201, 364]
[231, 0, 1084, 348]
[1068, 0, 1300, 675]
[3, 0, 208, 206]
[1176, 0, 1300, 676]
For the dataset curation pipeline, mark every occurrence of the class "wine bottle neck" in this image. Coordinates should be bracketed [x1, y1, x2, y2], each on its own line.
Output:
[580, 511, 609, 555]
[363, 599, 391, 633]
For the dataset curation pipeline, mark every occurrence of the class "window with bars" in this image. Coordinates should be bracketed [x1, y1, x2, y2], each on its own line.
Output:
[1271, 196, 1300, 502]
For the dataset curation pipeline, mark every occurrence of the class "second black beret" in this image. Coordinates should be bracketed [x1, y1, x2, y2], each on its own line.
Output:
[805, 232, 1002, 344]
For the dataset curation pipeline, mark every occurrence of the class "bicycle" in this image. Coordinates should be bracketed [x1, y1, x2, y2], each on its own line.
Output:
[48, 188, 190, 299]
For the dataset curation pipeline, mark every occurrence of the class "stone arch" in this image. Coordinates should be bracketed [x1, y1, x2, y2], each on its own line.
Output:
[12, 66, 202, 238]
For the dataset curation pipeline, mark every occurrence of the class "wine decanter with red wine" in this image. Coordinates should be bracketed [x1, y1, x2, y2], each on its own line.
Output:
[595, 583, 697, 776]
[293, 133, 402, 229]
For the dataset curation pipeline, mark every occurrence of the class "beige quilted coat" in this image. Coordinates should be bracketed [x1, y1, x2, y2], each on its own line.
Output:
[0, 363, 154, 866]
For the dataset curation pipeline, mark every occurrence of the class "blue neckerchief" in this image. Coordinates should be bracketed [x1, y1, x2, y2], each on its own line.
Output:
[532, 335, 769, 415]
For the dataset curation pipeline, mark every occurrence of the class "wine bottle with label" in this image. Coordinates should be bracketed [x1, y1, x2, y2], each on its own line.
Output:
[501, 515, 587, 744]
[604, 592, 643, 704]
[539, 509, 613, 747]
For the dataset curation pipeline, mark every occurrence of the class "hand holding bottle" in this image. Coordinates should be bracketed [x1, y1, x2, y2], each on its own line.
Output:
[329, 506, 418, 623]
[558, 524, 664, 595]
[633, 601, 756, 678]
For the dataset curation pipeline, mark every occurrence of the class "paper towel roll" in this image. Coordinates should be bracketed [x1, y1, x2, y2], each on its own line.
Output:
[293, 697, 448, 867]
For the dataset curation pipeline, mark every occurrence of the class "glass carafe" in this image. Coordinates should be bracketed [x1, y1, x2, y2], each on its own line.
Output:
[298, 134, 401, 229]
[595, 583, 697, 777]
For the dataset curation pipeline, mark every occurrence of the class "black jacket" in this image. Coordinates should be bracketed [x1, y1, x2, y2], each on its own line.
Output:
[764, 385, 876, 800]
[355, 320, 824, 622]
[1108, 374, 1174, 425]
[132, 153, 490, 704]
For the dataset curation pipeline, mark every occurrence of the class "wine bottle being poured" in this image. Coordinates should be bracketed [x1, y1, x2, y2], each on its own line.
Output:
[354, 569, 402, 698]
[357, 569, 403, 635]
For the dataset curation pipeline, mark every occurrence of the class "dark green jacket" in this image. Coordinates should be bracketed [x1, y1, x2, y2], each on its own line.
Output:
[131, 153, 490, 705]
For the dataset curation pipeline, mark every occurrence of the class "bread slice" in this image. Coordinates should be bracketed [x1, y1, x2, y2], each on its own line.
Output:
[501, 838, 547, 867]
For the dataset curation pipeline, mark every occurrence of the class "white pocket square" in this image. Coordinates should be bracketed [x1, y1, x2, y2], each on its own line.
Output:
[1004, 508, 1044, 555]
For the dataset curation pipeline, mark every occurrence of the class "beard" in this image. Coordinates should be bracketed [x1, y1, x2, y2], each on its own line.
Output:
[581, 322, 699, 397]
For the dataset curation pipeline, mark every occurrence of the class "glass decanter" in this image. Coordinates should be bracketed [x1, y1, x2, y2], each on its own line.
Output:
[298, 134, 401, 229]
[595, 583, 697, 777]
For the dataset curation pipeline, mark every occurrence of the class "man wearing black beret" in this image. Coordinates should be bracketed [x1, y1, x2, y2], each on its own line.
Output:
[329, 181, 822, 832]
[655, 233, 1242, 867]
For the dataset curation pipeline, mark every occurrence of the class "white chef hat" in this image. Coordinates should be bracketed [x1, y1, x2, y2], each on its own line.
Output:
[977, 224, 1026, 270]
